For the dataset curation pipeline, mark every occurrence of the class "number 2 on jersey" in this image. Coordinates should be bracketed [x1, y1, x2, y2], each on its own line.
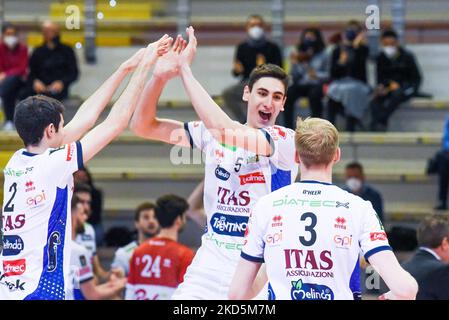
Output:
[4, 183, 17, 212]
[299, 212, 317, 246]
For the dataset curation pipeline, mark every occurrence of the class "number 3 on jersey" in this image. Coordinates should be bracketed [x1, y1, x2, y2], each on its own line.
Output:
[140, 255, 161, 278]
[299, 212, 317, 246]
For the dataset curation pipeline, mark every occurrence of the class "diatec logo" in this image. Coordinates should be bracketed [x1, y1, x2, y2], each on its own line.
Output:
[3, 259, 26, 277]
[239, 172, 266, 185]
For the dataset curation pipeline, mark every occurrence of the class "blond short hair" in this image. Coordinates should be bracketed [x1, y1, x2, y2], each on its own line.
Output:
[295, 117, 339, 168]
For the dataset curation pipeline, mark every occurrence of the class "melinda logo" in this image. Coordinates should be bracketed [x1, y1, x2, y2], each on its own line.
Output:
[239, 172, 266, 185]
[215, 166, 230, 181]
[211, 213, 249, 237]
[3, 259, 26, 277]
[2, 235, 24, 256]
[291, 280, 334, 300]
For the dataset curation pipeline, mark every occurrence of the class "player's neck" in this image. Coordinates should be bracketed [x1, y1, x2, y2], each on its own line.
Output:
[299, 166, 333, 184]
[157, 228, 178, 242]
[26, 141, 52, 154]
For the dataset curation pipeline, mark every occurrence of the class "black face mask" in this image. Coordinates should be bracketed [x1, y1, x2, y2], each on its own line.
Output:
[300, 39, 317, 52]
[50, 35, 60, 45]
[345, 29, 357, 42]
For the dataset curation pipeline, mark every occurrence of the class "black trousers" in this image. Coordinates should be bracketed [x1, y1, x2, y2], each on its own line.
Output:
[327, 98, 360, 132]
[437, 150, 449, 207]
[284, 83, 323, 129]
[370, 89, 410, 129]
[0, 75, 24, 122]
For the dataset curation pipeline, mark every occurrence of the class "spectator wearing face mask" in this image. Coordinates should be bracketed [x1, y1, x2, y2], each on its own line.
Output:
[283, 27, 329, 129]
[327, 20, 371, 132]
[370, 29, 422, 132]
[343, 161, 384, 222]
[20, 20, 79, 101]
[222, 14, 282, 123]
[0, 23, 28, 131]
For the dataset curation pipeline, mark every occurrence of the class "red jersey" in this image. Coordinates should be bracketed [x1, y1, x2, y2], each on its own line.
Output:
[125, 237, 194, 300]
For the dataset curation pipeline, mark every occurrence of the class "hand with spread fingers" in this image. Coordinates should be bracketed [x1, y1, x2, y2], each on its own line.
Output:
[153, 34, 188, 81]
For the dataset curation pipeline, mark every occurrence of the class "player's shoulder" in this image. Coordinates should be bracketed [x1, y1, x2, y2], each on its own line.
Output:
[71, 240, 89, 257]
[121, 241, 138, 253]
[262, 125, 295, 141]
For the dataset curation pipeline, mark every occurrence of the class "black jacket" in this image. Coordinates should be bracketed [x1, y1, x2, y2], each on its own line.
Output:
[402, 249, 449, 300]
[234, 39, 282, 80]
[29, 41, 79, 87]
[330, 44, 369, 82]
[376, 47, 422, 94]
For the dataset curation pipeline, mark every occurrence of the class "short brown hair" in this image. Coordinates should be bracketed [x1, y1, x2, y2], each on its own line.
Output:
[134, 202, 156, 222]
[247, 64, 289, 93]
[295, 117, 339, 168]
[417, 215, 449, 248]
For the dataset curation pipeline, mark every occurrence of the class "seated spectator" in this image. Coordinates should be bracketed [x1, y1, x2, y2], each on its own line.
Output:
[222, 14, 282, 123]
[434, 115, 449, 210]
[0, 23, 28, 130]
[327, 20, 370, 132]
[283, 27, 329, 129]
[402, 215, 449, 299]
[21, 20, 78, 101]
[126, 194, 195, 300]
[370, 29, 422, 131]
[74, 167, 104, 246]
[111, 202, 160, 277]
[69, 195, 126, 300]
[343, 161, 384, 222]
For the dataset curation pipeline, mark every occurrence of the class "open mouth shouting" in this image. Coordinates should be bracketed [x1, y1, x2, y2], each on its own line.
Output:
[259, 111, 272, 122]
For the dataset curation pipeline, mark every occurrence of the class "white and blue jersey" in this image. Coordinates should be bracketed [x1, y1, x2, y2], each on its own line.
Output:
[173, 122, 298, 299]
[242, 181, 391, 300]
[1, 142, 83, 300]
[68, 240, 94, 300]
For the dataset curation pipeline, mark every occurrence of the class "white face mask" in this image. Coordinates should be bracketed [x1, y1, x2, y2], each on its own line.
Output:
[346, 177, 362, 192]
[383, 46, 398, 58]
[248, 26, 264, 40]
[3, 35, 18, 49]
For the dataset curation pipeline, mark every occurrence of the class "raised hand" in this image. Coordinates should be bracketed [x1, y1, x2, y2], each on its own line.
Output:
[179, 26, 197, 68]
[153, 34, 188, 81]
[144, 34, 173, 68]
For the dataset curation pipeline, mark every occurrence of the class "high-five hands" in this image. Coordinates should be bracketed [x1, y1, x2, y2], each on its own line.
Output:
[153, 26, 198, 81]
[120, 34, 173, 73]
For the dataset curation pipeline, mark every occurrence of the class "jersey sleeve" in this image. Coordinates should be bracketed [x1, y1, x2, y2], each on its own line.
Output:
[110, 248, 127, 275]
[183, 121, 213, 152]
[240, 200, 267, 263]
[358, 200, 392, 261]
[45, 141, 83, 186]
[177, 247, 195, 284]
[261, 125, 298, 172]
[75, 247, 94, 284]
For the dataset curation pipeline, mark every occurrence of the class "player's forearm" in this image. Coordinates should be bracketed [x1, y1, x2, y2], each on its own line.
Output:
[130, 75, 168, 136]
[105, 61, 150, 131]
[369, 251, 418, 300]
[65, 66, 129, 140]
[180, 65, 238, 133]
